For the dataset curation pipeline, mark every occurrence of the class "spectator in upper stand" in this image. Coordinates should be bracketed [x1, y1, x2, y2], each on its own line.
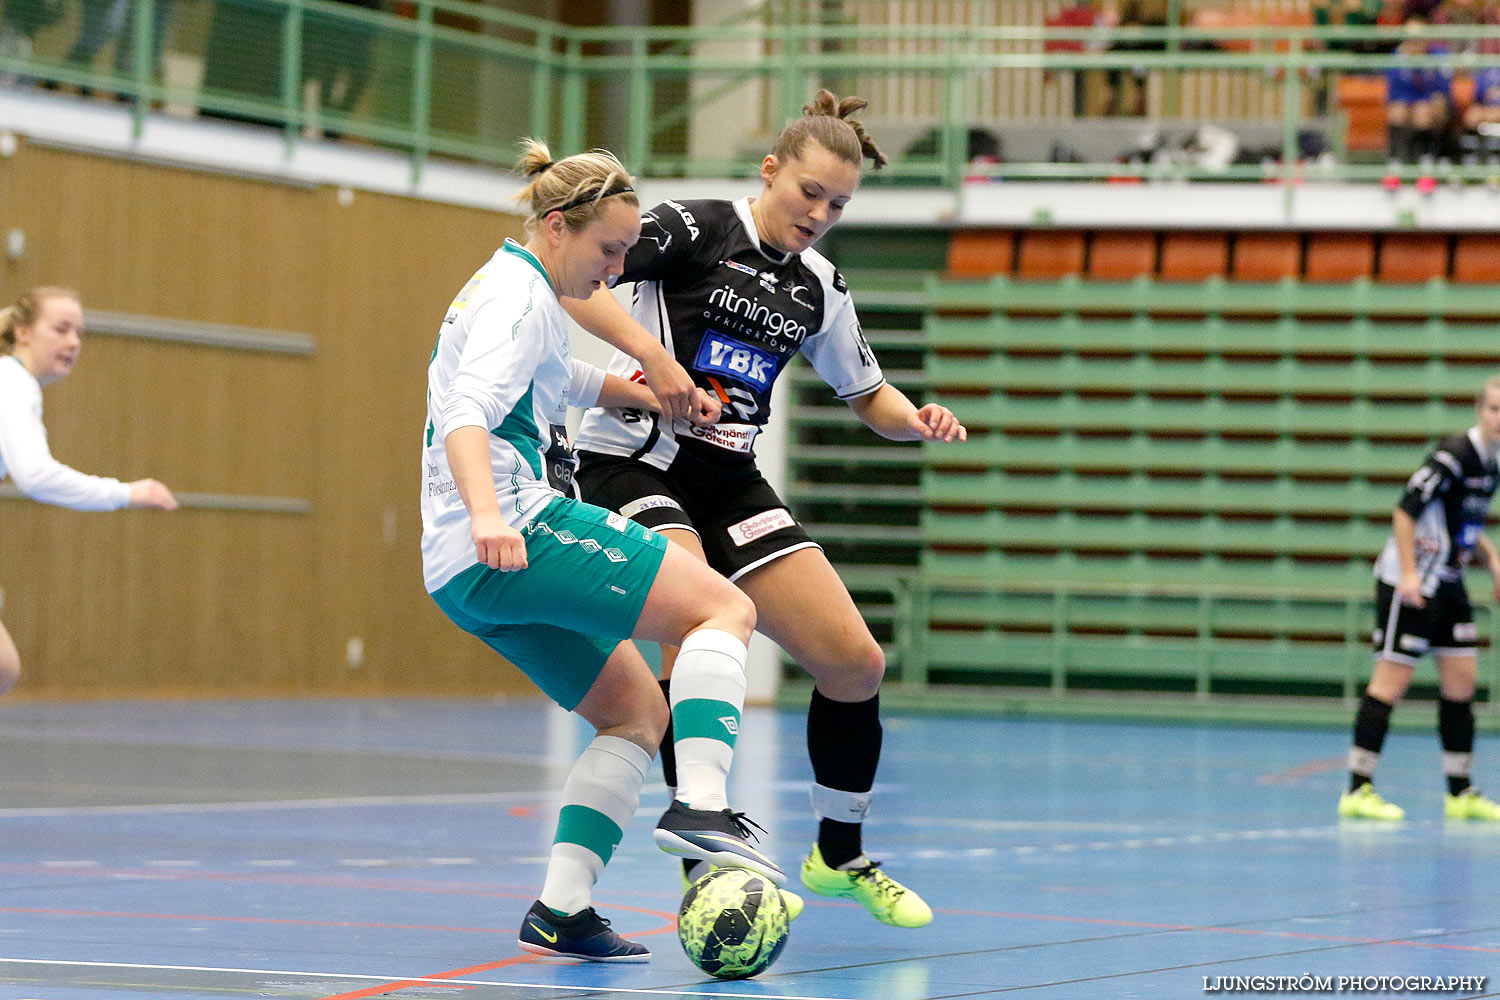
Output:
[61, 0, 174, 100]
[1315, 0, 1388, 55]
[1044, 0, 1104, 117]
[1103, 0, 1180, 117]
[0, 0, 60, 83]
[1385, 16, 1453, 161]
[1461, 65, 1500, 133]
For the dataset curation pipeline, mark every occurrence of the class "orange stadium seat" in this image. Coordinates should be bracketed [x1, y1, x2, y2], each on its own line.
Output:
[947, 229, 1015, 278]
[1304, 231, 1375, 281]
[1088, 230, 1157, 280]
[1452, 233, 1500, 284]
[1378, 233, 1449, 283]
[1018, 230, 1087, 279]
[1160, 231, 1229, 281]
[1231, 231, 1301, 281]
[1337, 75, 1389, 154]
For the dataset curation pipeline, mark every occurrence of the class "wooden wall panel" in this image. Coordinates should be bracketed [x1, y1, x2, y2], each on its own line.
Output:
[0, 139, 534, 698]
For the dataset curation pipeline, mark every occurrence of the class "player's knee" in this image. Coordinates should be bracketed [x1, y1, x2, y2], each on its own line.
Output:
[709, 586, 757, 644]
[830, 637, 885, 701]
[0, 654, 19, 697]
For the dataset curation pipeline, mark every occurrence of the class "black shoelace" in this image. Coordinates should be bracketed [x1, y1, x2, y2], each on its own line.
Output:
[723, 809, 768, 842]
[850, 860, 905, 899]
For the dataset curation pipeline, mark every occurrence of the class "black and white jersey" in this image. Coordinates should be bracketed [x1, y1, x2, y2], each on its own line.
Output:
[574, 197, 885, 471]
[1374, 426, 1499, 595]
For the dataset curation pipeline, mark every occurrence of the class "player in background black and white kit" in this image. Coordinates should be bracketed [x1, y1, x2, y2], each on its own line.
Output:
[565, 91, 964, 928]
[1340, 375, 1500, 822]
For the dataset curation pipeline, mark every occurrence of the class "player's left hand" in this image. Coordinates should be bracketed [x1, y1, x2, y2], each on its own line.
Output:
[687, 387, 722, 427]
[909, 404, 967, 443]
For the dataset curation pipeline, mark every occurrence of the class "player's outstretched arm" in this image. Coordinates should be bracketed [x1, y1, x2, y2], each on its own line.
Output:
[561, 288, 697, 422]
[846, 383, 966, 443]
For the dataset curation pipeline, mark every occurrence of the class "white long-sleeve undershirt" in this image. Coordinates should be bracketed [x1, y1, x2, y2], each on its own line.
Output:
[0, 355, 131, 511]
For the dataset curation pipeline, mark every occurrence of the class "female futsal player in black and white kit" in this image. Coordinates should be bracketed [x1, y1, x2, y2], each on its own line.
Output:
[1339, 374, 1500, 823]
[0, 287, 178, 695]
[566, 91, 965, 928]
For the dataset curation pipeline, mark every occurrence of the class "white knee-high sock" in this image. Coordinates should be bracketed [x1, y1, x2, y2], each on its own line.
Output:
[669, 628, 748, 812]
[539, 735, 650, 915]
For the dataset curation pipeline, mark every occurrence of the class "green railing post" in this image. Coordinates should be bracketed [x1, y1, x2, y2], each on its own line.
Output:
[280, 0, 305, 159]
[1195, 592, 1213, 698]
[562, 36, 585, 156]
[1281, 30, 1304, 206]
[941, 35, 966, 189]
[1164, 0, 1183, 118]
[781, 16, 805, 128]
[129, 0, 156, 140]
[1051, 588, 1068, 693]
[628, 33, 649, 172]
[530, 30, 553, 142]
[410, 0, 434, 186]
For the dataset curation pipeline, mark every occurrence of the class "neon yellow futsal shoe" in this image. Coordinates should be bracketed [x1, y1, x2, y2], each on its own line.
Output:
[1338, 785, 1406, 821]
[1445, 788, 1500, 821]
[799, 845, 933, 928]
[683, 860, 804, 921]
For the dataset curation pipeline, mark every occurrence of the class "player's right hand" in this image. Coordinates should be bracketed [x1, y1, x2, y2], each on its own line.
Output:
[1396, 571, 1425, 608]
[472, 511, 528, 571]
[687, 387, 722, 427]
[641, 349, 697, 422]
[128, 479, 179, 510]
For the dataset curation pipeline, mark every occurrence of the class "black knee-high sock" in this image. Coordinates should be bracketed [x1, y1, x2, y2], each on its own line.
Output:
[1439, 697, 1475, 797]
[807, 687, 882, 868]
[1350, 693, 1394, 792]
[657, 677, 676, 790]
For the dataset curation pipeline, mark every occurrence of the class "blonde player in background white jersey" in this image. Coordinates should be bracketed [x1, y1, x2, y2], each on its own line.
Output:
[0, 287, 178, 697]
[421, 140, 788, 963]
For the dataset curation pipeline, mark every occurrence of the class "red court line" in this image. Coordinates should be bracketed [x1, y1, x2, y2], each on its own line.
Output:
[935, 907, 1500, 953]
[0, 906, 513, 935]
[1258, 756, 1347, 784]
[310, 921, 682, 1000]
[313, 955, 541, 1000]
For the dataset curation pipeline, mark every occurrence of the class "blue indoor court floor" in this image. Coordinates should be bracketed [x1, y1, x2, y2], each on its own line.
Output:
[0, 697, 1497, 1000]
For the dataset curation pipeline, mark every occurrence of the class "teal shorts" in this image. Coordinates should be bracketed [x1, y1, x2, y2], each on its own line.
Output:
[430, 495, 669, 710]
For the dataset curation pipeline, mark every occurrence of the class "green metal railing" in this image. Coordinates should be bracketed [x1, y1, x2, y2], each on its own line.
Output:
[2, 0, 1498, 186]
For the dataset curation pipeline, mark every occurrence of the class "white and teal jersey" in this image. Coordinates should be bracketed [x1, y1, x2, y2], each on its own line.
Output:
[421, 240, 606, 593]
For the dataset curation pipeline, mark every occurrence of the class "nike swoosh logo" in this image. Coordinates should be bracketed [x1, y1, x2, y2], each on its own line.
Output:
[529, 921, 558, 943]
[695, 834, 776, 865]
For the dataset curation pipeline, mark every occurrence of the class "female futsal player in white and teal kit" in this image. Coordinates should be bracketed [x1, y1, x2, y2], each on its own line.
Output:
[0, 287, 178, 696]
[421, 140, 785, 963]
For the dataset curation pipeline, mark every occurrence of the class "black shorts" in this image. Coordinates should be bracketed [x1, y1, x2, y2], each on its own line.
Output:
[575, 450, 820, 582]
[1372, 578, 1477, 665]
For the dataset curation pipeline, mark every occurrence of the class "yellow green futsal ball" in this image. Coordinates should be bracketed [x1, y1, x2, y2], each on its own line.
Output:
[677, 867, 789, 980]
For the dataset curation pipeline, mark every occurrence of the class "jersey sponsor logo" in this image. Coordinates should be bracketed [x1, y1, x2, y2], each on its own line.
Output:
[640, 211, 673, 253]
[604, 547, 627, 563]
[688, 421, 759, 453]
[727, 507, 795, 546]
[620, 494, 684, 518]
[719, 716, 739, 736]
[784, 282, 815, 310]
[706, 285, 809, 343]
[694, 331, 778, 391]
[664, 200, 700, 239]
[757, 270, 779, 293]
[724, 259, 758, 277]
[833, 270, 848, 293]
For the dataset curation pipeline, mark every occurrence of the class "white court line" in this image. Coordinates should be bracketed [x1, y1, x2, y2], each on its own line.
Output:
[0, 789, 550, 819]
[0, 958, 854, 1000]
